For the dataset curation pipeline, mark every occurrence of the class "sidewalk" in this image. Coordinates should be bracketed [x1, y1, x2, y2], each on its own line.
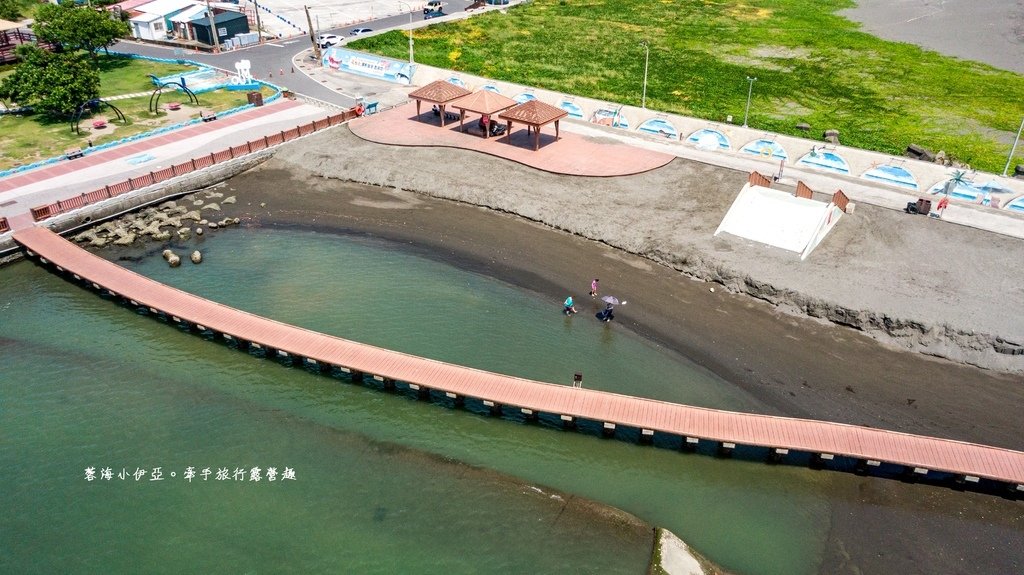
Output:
[0, 99, 330, 233]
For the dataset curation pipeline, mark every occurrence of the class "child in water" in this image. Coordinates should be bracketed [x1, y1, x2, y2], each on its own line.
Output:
[563, 296, 577, 315]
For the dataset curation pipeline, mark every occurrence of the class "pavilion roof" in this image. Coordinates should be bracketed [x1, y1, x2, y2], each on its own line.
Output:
[408, 80, 472, 105]
[0, 18, 25, 32]
[499, 99, 568, 126]
[449, 90, 518, 115]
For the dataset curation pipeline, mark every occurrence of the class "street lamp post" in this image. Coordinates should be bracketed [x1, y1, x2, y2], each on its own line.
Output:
[1002, 116, 1024, 177]
[640, 41, 649, 109]
[742, 76, 756, 128]
[397, 2, 414, 64]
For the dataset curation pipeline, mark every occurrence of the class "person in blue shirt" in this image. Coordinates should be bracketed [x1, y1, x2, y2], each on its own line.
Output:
[563, 296, 577, 315]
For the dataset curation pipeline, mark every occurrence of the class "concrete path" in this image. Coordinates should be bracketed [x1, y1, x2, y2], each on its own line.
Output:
[0, 99, 330, 233]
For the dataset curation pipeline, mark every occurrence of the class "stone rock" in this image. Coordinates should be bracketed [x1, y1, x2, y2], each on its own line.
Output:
[795, 122, 810, 132]
[201, 203, 220, 212]
[89, 236, 109, 248]
[190, 250, 202, 264]
[153, 231, 171, 241]
[935, 151, 948, 165]
[181, 210, 202, 222]
[823, 129, 840, 145]
[222, 195, 236, 205]
[177, 228, 191, 240]
[159, 201, 177, 210]
[112, 233, 136, 246]
[195, 227, 204, 236]
[193, 200, 204, 206]
[209, 222, 219, 229]
[259, 202, 266, 208]
[167, 254, 181, 267]
[205, 191, 223, 199]
[1015, 164, 1024, 178]
[905, 144, 935, 162]
[74, 230, 98, 243]
[199, 219, 208, 226]
[162, 249, 174, 261]
[232, 217, 240, 225]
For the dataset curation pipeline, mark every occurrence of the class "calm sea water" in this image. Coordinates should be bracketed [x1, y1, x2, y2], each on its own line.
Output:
[0, 228, 833, 574]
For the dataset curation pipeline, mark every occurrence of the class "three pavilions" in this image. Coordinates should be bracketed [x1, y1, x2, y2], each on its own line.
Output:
[408, 80, 568, 150]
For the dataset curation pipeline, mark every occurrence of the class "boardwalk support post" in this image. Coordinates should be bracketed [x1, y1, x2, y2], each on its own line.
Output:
[682, 436, 699, 452]
[560, 415, 575, 430]
[811, 453, 834, 469]
[717, 442, 735, 458]
[602, 422, 616, 438]
[483, 399, 501, 416]
[445, 391, 463, 408]
[350, 370, 364, 383]
[640, 429, 655, 445]
[520, 408, 538, 422]
[767, 448, 788, 464]
[382, 378, 396, 393]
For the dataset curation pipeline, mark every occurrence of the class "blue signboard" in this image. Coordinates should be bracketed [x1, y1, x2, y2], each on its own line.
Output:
[322, 47, 414, 85]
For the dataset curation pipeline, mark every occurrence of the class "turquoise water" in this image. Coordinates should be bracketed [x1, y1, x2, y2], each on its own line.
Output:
[0, 228, 832, 574]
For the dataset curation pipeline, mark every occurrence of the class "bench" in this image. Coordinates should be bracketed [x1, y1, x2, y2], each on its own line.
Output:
[200, 109, 217, 122]
[166, 102, 182, 111]
[364, 101, 378, 115]
[65, 147, 85, 160]
[92, 119, 107, 129]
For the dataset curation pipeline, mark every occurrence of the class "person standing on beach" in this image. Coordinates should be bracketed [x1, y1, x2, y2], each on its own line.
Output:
[589, 278, 599, 298]
[563, 296, 577, 315]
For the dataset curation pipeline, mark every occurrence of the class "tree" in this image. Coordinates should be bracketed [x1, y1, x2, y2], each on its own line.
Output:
[0, 0, 22, 22]
[0, 45, 100, 116]
[33, 1, 130, 58]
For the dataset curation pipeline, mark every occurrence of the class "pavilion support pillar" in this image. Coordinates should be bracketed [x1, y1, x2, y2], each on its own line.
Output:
[415, 100, 421, 121]
[555, 119, 560, 141]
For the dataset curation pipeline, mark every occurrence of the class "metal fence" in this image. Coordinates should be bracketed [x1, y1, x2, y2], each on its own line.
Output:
[30, 110, 355, 222]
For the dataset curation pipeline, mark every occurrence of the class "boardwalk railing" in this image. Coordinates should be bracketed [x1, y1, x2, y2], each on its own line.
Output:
[0, 217, 8, 234]
[29, 110, 357, 222]
[13, 226, 1024, 496]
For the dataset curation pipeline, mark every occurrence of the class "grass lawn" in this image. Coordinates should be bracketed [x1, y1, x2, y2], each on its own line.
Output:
[353, 0, 1024, 173]
[0, 85, 275, 170]
[94, 54, 195, 96]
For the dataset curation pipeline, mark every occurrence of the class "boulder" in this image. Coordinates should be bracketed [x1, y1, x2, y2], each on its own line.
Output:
[823, 129, 840, 145]
[167, 254, 181, 267]
[159, 201, 177, 210]
[209, 222, 219, 229]
[905, 144, 935, 162]
[162, 249, 175, 261]
[201, 202, 220, 212]
[177, 227, 191, 240]
[222, 195, 237, 205]
[112, 233, 136, 246]
[195, 227, 204, 236]
[192, 199, 204, 206]
[190, 250, 202, 264]
[795, 122, 810, 132]
[204, 191, 223, 199]
[181, 210, 202, 222]
[1015, 164, 1024, 178]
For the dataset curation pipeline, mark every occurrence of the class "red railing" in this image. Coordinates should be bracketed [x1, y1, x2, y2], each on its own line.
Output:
[795, 181, 814, 200]
[833, 190, 850, 213]
[748, 171, 772, 188]
[31, 111, 352, 222]
[0, 217, 9, 233]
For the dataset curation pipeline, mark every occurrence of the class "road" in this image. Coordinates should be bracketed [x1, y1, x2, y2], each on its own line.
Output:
[113, 0, 477, 107]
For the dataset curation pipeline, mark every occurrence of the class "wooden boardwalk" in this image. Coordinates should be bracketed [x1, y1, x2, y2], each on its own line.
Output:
[14, 226, 1024, 489]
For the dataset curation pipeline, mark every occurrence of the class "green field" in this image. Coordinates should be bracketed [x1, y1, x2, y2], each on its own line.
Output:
[0, 56, 272, 170]
[353, 0, 1024, 173]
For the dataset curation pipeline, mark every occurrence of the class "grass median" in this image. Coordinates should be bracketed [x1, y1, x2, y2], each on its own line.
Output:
[353, 0, 1024, 173]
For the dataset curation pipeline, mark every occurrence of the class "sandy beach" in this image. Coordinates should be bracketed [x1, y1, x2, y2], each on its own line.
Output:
[187, 122, 1024, 573]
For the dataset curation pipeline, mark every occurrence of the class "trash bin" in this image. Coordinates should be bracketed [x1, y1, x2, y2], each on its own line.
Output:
[247, 91, 264, 107]
[916, 198, 932, 216]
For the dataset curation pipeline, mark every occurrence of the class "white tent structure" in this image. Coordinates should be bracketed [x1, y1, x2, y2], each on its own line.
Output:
[714, 174, 848, 260]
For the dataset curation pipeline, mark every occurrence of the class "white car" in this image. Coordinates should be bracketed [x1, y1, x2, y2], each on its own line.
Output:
[349, 28, 373, 36]
[317, 34, 340, 49]
[423, 0, 444, 13]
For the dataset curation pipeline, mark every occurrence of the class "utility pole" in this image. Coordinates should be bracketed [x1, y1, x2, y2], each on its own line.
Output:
[1002, 116, 1024, 177]
[640, 41, 649, 109]
[742, 76, 757, 128]
[305, 5, 320, 61]
[204, 0, 220, 53]
[252, 0, 264, 44]
[397, 1, 414, 64]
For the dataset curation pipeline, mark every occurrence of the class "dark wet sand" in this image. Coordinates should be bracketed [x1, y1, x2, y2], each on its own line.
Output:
[206, 159, 1024, 574]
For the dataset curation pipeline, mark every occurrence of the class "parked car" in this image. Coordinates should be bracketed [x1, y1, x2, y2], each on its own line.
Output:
[317, 33, 340, 49]
[423, 0, 444, 13]
[349, 28, 372, 36]
[423, 7, 444, 19]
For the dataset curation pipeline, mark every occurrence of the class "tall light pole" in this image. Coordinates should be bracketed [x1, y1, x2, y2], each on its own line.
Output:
[397, 1, 414, 64]
[742, 76, 756, 128]
[640, 41, 649, 109]
[1002, 116, 1024, 177]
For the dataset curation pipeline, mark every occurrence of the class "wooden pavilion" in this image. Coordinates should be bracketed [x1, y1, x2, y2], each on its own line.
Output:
[448, 90, 518, 139]
[407, 80, 472, 127]
[498, 99, 570, 150]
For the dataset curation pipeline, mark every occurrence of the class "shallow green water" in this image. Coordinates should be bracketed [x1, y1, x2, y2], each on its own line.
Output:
[0, 228, 831, 574]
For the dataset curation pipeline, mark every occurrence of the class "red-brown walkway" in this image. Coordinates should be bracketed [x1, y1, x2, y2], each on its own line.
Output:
[348, 102, 675, 177]
[14, 226, 1024, 488]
